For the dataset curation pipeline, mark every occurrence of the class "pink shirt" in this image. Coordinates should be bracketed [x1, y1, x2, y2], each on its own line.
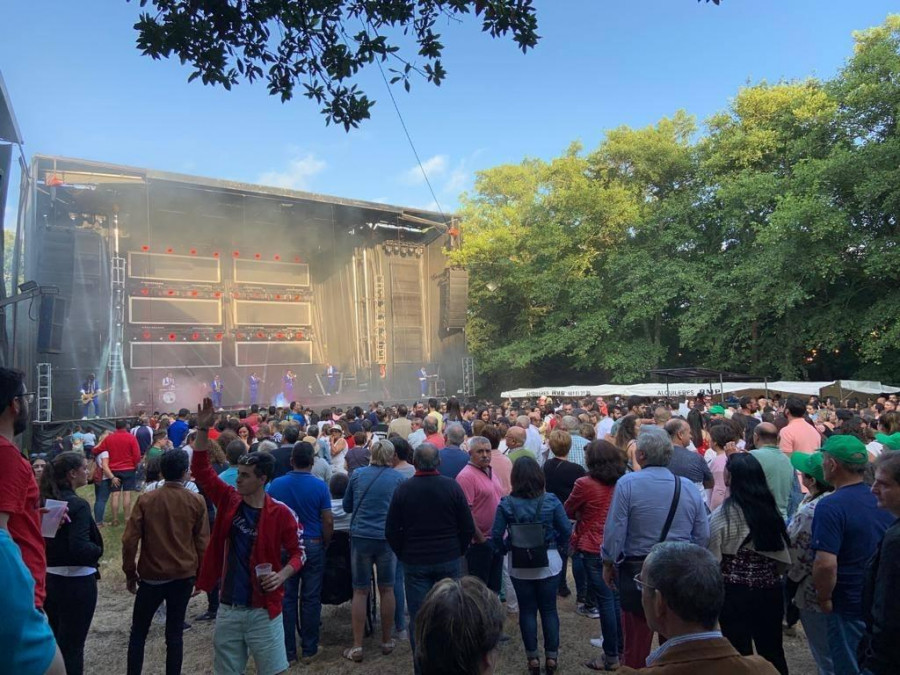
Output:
[490, 450, 513, 496]
[779, 418, 822, 455]
[456, 463, 504, 538]
[709, 453, 729, 511]
[424, 432, 446, 450]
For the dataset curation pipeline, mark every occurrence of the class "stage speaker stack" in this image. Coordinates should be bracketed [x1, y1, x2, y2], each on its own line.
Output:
[442, 268, 468, 332]
[37, 295, 66, 353]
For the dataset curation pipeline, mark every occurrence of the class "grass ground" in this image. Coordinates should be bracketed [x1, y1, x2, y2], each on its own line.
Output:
[81, 486, 818, 674]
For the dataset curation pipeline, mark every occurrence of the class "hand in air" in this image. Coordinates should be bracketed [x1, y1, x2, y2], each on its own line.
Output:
[196, 397, 215, 429]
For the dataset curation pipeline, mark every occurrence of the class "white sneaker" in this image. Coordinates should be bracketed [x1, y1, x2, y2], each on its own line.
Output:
[590, 638, 604, 648]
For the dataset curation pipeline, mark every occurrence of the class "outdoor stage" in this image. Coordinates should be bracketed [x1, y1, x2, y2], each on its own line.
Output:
[13, 155, 472, 429]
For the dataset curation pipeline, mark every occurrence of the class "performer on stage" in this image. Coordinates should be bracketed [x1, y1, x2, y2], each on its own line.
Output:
[282, 369, 296, 402]
[418, 366, 428, 397]
[325, 363, 337, 396]
[210, 374, 224, 409]
[80, 373, 102, 418]
[248, 372, 263, 406]
[162, 372, 176, 390]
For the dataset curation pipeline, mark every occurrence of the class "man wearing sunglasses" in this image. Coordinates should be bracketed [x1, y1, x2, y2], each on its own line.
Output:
[191, 398, 305, 675]
[0, 369, 45, 608]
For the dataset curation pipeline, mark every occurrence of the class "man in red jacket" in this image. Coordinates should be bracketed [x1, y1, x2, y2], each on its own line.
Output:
[191, 398, 304, 674]
[95, 418, 141, 525]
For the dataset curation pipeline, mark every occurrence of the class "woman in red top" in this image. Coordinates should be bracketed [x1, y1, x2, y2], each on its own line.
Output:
[565, 439, 626, 671]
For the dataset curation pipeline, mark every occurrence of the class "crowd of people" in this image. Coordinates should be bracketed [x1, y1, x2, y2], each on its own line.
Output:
[3, 369, 900, 674]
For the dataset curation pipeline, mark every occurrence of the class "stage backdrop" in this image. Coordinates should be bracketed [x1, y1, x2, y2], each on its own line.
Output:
[14, 155, 468, 419]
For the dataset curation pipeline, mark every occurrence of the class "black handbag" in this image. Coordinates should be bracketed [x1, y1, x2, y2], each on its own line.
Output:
[508, 494, 549, 569]
[617, 476, 682, 615]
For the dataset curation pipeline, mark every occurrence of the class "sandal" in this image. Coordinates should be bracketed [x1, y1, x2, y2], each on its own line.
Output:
[546, 658, 558, 675]
[527, 657, 541, 675]
[381, 639, 397, 655]
[585, 656, 619, 671]
[343, 647, 363, 662]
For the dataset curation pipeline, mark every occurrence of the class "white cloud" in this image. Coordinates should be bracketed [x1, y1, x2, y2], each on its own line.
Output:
[401, 154, 448, 185]
[257, 153, 326, 191]
[443, 167, 469, 195]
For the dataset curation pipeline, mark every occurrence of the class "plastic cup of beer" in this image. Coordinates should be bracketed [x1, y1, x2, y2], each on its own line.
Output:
[255, 563, 273, 579]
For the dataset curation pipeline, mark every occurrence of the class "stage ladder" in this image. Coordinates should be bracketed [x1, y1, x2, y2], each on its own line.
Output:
[36, 362, 52, 422]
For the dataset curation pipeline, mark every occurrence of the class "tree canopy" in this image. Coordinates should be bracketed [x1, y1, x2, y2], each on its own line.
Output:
[452, 15, 900, 393]
[130, 0, 540, 129]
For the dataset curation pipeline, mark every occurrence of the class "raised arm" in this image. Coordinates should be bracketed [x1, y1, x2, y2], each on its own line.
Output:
[190, 398, 233, 506]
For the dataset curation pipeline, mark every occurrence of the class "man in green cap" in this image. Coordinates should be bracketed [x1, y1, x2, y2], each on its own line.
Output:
[875, 432, 900, 453]
[708, 405, 726, 418]
[811, 434, 894, 675]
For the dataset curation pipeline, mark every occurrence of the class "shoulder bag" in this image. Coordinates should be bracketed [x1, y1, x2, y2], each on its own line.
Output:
[508, 494, 549, 569]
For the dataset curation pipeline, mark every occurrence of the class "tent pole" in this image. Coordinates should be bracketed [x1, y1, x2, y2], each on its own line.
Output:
[666, 375, 670, 401]
[765, 377, 769, 400]
[839, 382, 844, 407]
[720, 373, 725, 404]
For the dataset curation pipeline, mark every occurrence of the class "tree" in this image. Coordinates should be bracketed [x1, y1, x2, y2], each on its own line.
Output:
[130, 0, 539, 129]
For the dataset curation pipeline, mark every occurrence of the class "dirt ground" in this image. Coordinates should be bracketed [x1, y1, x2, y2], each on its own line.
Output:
[86, 520, 818, 675]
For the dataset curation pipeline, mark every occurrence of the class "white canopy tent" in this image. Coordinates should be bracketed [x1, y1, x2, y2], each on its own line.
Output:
[500, 380, 899, 400]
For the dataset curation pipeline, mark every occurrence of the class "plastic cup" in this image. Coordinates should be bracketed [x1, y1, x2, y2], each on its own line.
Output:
[255, 563, 273, 578]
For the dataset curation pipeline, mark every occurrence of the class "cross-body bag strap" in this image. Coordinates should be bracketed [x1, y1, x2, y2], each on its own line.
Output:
[658, 474, 682, 543]
[531, 493, 546, 524]
[349, 467, 386, 528]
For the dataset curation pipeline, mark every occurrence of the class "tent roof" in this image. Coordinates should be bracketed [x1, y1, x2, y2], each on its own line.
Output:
[647, 367, 760, 381]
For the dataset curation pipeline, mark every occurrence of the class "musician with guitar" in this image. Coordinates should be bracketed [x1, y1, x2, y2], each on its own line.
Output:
[80, 374, 108, 418]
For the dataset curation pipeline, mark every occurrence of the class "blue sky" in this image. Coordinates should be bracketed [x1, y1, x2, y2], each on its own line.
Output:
[1, 0, 897, 222]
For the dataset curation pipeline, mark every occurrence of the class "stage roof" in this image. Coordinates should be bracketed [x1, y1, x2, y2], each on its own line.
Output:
[31, 154, 455, 242]
[0, 71, 23, 145]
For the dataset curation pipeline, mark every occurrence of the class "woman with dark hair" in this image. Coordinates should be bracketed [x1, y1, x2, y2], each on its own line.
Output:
[478, 408, 491, 423]
[40, 451, 103, 675]
[491, 457, 571, 675]
[565, 440, 626, 671]
[446, 397, 463, 423]
[415, 576, 503, 675]
[708, 422, 739, 510]
[614, 414, 641, 470]
[687, 406, 709, 456]
[236, 423, 253, 448]
[708, 453, 791, 675]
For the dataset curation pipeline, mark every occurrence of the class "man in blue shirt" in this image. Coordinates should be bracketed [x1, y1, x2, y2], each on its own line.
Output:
[812, 434, 894, 675]
[0, 529, 65, 674]
[601, 426, 709, 669]
[267, 442, 333, 663]
[167, 409, 190, 448]
[248, 373, 262, 406]
[438, 423, 469, 479]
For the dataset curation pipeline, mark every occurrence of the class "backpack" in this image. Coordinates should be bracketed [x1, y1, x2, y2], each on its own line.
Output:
[508, 494, 548, 569]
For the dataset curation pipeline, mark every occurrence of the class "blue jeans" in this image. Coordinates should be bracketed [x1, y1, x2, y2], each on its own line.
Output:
[579, 551, 623, 658]
[511, 575, 560, 660]
[404, 559, 461, 655]
[282, 539, 325, 659]
[571, 551, 594, 606]
[83, 398, 100, 417]
[800, 609, 835, 675]
[394, 561, 406, 632]
[826, 612, 865, 675]
[94, 479, 110, 523]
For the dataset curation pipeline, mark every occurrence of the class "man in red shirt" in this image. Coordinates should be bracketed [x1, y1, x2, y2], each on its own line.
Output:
[95, 419, 141, 525]
[0, 368, 46, 607]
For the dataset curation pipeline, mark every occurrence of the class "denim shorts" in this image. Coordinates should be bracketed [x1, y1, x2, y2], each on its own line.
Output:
[350, 536, 396, 590]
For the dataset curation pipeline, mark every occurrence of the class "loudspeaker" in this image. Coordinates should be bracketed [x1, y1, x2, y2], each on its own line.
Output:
[442, 269, 468, 331]
[37, 295, 66, 353]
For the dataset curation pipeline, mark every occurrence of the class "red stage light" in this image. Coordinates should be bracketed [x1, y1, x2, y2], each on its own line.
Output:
[275, 294, 281, 300]
[215, 333, 223, 340]
[190, 290, 198, 297]
[257, 331, 265, 339]
[213, 291, 221, 298]
[141, 245, 150, 252]
[168, 333, 176, 341]
[192, 332, 200, 340]
[237, 332, 245, 340]
[254, 253, 261, 260]
[189, 248, 197, 255]
[166, 290, 175, 296]
[232, 251, 240, 257]
[142, 331, 151, 339]
[295, 332, 304, 340]
[294, 256, 300, 263]
[140, 288, 149, 296]
[166, 247, 174, 254]
[213, 252, 220, 258]
[276, 332, 284, 339]
[274, 255, 281, 261]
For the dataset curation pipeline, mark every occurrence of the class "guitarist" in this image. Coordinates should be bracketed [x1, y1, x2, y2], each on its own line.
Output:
[81, 373, 102, 418]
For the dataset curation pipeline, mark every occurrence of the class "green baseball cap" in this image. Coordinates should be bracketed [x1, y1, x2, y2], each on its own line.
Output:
[708, 405, 726, 415]
[875, 432, 900, 451]
[790, 451, 830, 486]
[820, 434, 869, 465]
